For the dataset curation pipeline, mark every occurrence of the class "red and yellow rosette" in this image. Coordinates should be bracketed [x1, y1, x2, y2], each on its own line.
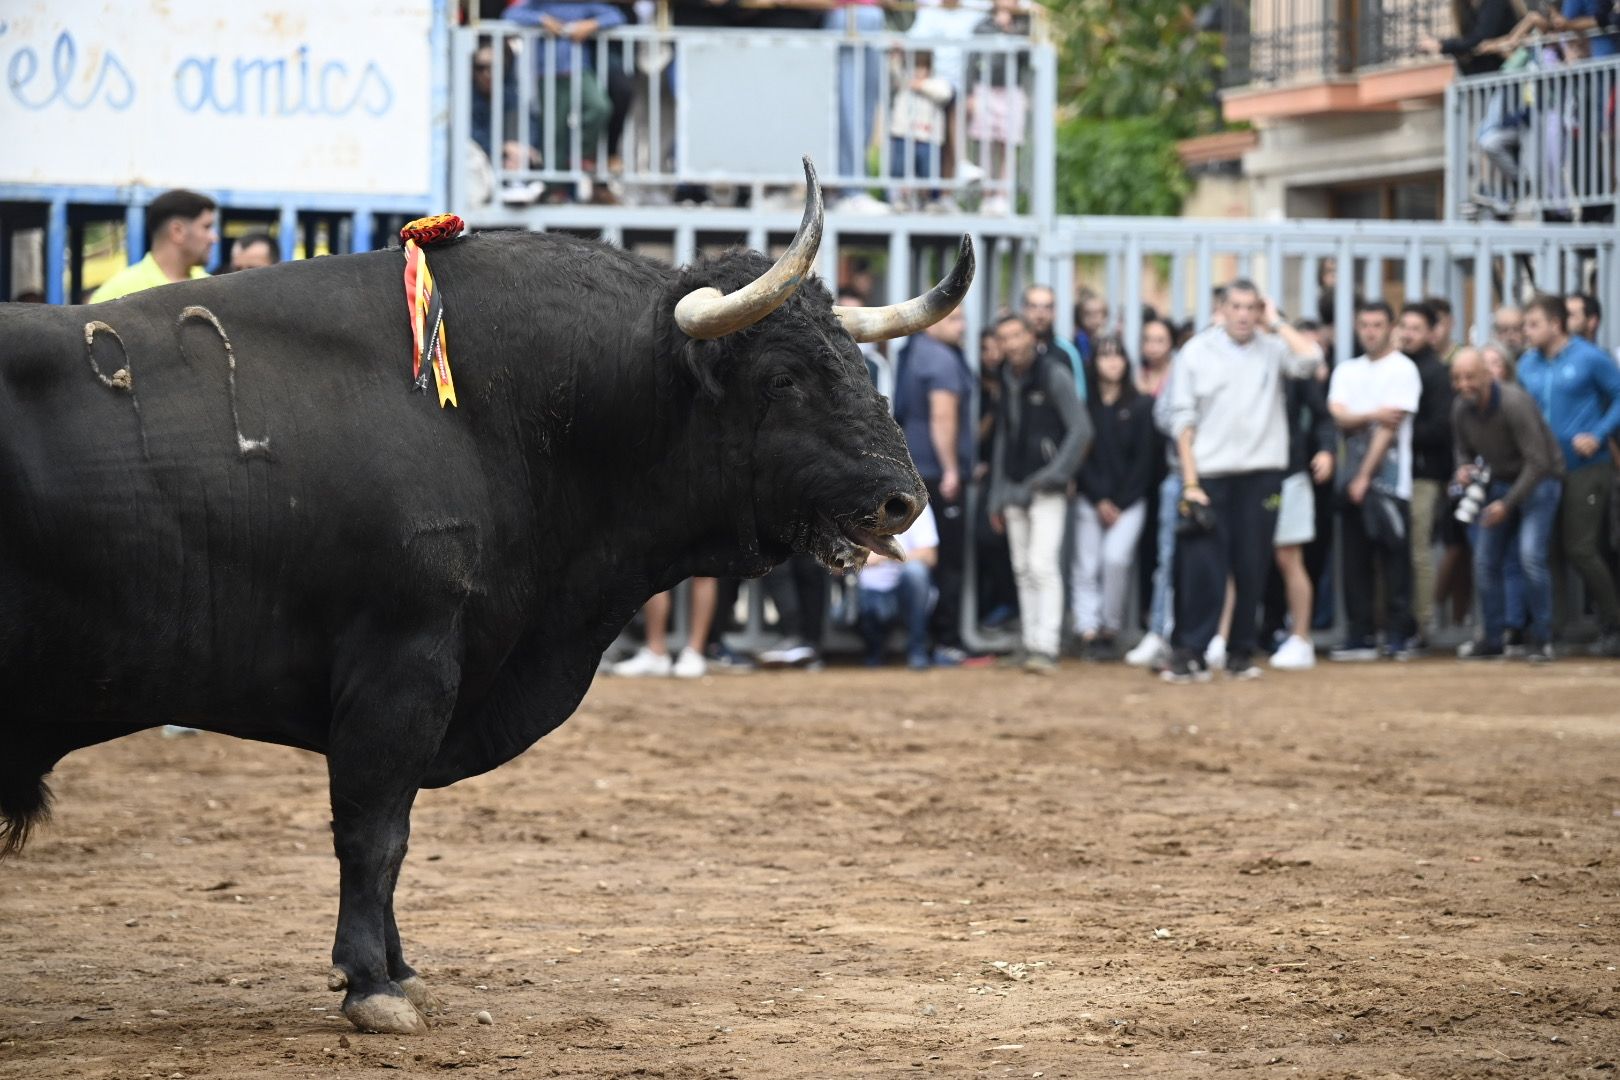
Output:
[401, 214, 465, 408]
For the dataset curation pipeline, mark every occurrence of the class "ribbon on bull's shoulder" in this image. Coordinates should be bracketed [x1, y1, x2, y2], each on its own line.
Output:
[401, 214, 464, 409]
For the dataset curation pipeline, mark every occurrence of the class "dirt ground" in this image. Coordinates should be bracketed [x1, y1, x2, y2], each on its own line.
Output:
[2, 660, 1617, 1079]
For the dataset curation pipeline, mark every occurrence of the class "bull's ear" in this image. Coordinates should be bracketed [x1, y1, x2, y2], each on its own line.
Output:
[680, 337, 728, 401]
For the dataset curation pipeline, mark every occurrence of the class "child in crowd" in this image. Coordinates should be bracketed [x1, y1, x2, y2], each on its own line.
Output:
[888, 49, 953, 210]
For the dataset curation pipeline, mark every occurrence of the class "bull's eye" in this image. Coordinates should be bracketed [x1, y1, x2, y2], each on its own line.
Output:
[768, 373, 796, 393]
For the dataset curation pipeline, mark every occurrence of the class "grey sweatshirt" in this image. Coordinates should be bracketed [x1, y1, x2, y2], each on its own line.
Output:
[1168, 325, 1323, 478]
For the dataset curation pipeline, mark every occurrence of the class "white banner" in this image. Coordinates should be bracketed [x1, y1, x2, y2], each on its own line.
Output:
[0, 0, 436, 198]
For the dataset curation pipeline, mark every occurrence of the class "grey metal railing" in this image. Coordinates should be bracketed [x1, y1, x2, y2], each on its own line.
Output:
[1445, 51, 1620, 221]
[1040, 216, 1618, 367]
[1221, 0, 1450, 88]
[450, 24, 1055, 218]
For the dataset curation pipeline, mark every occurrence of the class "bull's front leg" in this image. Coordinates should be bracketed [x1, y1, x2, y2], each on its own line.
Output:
[324, 631, 460, 1035]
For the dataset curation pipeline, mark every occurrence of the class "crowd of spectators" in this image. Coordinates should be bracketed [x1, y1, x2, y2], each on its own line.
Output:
[610, 271, 1620, 680]
[465, 0, 1036, 213]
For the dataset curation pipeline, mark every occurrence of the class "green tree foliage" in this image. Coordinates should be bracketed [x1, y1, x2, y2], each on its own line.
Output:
[1055, 116, 1192, 217]
[1048, 1, 1225, 215]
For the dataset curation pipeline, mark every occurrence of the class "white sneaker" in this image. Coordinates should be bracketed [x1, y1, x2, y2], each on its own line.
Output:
[1269, 635, 1316, 671]
[758, 637, 818, 667]
[671, 646, 707, 679]
[610, 646, 673, 677]
[979, 194, 1012, 216]
[1124, 632, 1168, 669]
[1204, 635, 1227, 669]
[500, 180, 546, 205]
[832, 192, 891, 215]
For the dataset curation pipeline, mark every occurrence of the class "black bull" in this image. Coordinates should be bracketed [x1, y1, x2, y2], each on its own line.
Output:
[0, 217, 971, 1032]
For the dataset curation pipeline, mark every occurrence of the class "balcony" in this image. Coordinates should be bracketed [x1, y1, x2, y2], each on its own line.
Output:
[450, 22, 1056, 225]
[1445, 50, 1620, 221]
[1220, 0, 1455, 121]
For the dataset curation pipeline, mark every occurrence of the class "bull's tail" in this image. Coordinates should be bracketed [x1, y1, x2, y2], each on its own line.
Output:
[0, 766, 51, 859]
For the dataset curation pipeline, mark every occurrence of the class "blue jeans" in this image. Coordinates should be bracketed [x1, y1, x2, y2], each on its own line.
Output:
[888, 136, 940, 180]
[859, 561, 933, 661]
[1148, 472, 1181, 638]
[1474, 477, 1560, 646]
[827, 5, 886, 184]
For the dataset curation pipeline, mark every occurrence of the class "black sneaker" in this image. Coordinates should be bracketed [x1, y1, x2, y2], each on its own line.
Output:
[1329, 638, 1380, 662]
[1160, 651, 1212, 684]
[1502, 627, 1527, 659]
[705, 641, 756, 674]
[1589, 629, 1620, 658]
[1457, 639, 1505, 660]
[1225, 658, 1263, 680]
[1385, 636, 1424, 662]
[1084, 635, 1120, 663]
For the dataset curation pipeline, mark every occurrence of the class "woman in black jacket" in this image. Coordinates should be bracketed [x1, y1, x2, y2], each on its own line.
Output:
[1070, 335, 1157, 658]
[1420, 0, 1527, 76]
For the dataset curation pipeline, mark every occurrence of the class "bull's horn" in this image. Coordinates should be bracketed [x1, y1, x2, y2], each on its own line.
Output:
[674, 157, 824, 340]
[833, 235, 976, 343]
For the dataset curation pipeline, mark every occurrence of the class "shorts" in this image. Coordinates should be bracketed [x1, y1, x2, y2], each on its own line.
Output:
[969, 85, 1028, 146]
[1274, 470, 1316, 547]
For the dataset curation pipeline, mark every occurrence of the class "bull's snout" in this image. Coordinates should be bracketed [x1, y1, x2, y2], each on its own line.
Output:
[873, 490, 924, 536]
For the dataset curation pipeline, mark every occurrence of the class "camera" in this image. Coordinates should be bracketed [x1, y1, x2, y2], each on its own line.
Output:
[1452, 462, 1492, 525]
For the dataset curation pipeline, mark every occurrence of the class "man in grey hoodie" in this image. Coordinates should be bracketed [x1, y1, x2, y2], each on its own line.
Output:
[987, 314, 1092, 674]
[1164, 281, 1325, 682]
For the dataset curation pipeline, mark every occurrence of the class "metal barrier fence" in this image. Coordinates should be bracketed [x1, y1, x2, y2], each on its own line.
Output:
[0, 190, 428, 305]
[1042, 216, 1618, 363]
[1445, 51, 1620, 222]
[449, 24, 1056, 220]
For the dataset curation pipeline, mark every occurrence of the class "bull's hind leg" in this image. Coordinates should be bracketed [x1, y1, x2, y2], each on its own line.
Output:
[325, 629, 460, 1036]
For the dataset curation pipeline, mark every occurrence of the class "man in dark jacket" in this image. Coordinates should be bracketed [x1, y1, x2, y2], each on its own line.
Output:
[1452, 348, 1564, 661]
[1399, 302, 1454, 645]
[988, 315, 1092, 674]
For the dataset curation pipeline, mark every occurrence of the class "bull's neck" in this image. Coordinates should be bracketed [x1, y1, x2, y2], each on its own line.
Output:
[497, 328, 758, 599]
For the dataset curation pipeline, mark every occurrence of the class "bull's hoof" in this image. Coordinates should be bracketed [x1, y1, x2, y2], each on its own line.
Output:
[397, 975, 446, 1017]
[343, 990, 429, 1035]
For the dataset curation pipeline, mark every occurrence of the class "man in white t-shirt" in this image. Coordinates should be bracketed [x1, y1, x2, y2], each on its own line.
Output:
[1327, 299, 1424, 661]
[858, 504, 939, 670]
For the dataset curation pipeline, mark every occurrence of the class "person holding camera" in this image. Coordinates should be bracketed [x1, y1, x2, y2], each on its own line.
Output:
[1450, 349, 1564, 662]
[1162, 281, 1325, 683]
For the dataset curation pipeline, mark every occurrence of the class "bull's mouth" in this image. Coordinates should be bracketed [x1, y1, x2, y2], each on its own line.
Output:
[807, 516, 906, 573]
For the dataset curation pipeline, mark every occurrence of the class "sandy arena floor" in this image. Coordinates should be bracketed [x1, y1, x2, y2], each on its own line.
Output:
[1, 660, 1617, 1078]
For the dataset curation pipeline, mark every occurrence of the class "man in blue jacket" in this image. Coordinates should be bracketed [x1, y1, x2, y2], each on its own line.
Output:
[1517, 294, 1620, 653]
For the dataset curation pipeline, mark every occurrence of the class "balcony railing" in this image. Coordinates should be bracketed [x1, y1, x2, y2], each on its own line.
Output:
[1221, 0, 1450, 89]
[1445, 51, 1620, 221]
[450, 24, 1056, 218]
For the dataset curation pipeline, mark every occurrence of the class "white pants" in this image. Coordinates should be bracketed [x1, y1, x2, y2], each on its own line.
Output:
[1071, 497, 1147, 636]
[1005, 492, 1068, 658]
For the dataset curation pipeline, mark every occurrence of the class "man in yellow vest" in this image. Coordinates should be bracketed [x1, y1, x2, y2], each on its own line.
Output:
[90, 190, 218, 302]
